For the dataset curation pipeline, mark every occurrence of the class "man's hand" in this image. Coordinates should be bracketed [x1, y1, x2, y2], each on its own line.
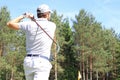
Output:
[23, 12, 34, 19]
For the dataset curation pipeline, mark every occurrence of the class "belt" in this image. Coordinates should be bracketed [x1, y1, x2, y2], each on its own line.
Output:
[26, 54, 49, 60]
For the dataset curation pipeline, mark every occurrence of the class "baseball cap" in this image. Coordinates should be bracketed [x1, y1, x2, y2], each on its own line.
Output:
[37, 4, 52, 13]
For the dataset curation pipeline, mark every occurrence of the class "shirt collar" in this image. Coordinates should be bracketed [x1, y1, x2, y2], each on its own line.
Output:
[36, 18, 48, 21]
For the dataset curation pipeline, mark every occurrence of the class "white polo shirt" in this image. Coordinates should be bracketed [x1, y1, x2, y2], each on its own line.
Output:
[18, 18, 56, 59]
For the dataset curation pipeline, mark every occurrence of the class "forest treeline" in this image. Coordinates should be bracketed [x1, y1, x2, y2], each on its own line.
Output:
[0, 6, 120, 80]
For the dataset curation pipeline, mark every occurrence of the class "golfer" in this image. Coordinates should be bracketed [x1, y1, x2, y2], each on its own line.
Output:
[7, 4, 56, 80]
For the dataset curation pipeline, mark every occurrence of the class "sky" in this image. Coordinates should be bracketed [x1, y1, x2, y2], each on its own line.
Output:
[0, 0, 120, 34]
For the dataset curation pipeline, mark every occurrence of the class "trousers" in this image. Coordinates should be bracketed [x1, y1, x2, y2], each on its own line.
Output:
[23, 56, 52, 80]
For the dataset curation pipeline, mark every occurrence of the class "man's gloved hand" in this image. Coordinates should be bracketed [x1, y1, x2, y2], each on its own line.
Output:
[23, 12, 34, 20]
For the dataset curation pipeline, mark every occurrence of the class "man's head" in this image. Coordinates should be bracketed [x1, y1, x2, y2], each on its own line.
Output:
[37, 4, 52, 20]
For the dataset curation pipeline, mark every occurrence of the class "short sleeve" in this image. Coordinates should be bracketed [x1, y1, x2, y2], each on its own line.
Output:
[18, 21, 29, 31]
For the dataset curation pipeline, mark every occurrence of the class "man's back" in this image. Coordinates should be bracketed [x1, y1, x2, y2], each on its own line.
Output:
[19, 18, 56, 58]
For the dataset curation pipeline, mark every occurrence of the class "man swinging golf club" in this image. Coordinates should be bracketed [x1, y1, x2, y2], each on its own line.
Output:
[7, 4, 56, 80]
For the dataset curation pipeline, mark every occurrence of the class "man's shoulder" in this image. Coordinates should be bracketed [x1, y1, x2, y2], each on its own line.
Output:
[48, 21, 56, 26]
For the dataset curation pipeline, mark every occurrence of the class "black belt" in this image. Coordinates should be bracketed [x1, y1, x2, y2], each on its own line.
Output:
[26, 54, 49, 60]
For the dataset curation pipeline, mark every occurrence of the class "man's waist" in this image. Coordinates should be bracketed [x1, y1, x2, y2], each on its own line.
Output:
[26, 50, 50, 54]
[26, 54, 49, 60]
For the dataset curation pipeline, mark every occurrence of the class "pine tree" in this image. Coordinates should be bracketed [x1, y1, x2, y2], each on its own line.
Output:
[0, 6, 26, 80]
[72, 9, 119, 80]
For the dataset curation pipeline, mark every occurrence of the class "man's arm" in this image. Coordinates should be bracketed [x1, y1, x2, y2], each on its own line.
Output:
[7, 15, 24, 30]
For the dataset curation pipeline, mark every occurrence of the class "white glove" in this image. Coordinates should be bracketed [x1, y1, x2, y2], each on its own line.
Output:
[23, 12, 34, 19]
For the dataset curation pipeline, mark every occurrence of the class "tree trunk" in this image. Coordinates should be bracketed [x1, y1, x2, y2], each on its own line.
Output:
[106, 72, 109, 80]
[86, 59, 88, 80]
[82, 52, 85, 80]
[89, 55, 92, 80]
[0, 42, 3, 56]
[54, 51, 57, 80]
[103, 76, 105, 80]
[10, 69, 14, 80]
[96, 70, 98, 80]
[6, 73, 9, 80]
